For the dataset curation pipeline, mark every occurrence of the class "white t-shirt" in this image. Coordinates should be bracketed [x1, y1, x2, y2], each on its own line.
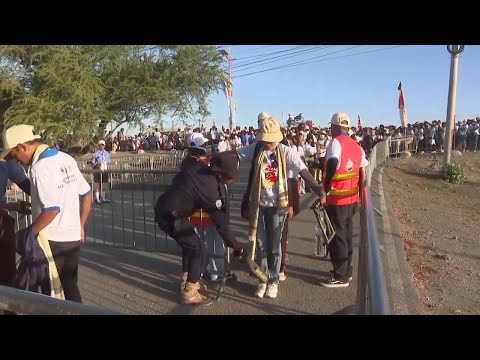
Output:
[30, 148, 91, 242]
[218, 140, 228, 153]
[326, 135, 369, 169]
[237, 143, 307, 207]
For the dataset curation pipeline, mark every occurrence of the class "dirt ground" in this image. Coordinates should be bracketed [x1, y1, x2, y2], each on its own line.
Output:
[383, 151, 480, 315]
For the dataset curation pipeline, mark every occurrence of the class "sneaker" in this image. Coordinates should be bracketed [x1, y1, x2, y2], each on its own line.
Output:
[95, 199, 102, 205]
[320, 277, 349, 288]
[279, 272, 286, 281]
[329, 270, 353, 282]
[255, 283, 267, 298]
[265, 284, 278, 299]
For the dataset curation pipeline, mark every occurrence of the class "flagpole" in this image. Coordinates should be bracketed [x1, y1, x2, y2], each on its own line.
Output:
[228, 47, 233, 131]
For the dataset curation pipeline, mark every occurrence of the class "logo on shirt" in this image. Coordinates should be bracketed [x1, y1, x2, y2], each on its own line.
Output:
[345, 159, 354, 172]
[215, 199, 222, 209]
[262, 163, 279, 190]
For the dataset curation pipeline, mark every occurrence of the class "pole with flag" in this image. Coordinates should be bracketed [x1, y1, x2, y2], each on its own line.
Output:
[219, 48, 234, 130]
[398, 82, 408, 133]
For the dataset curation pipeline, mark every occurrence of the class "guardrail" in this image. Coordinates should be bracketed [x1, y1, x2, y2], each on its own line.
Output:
[356, 140, 391, 315]
[0, 285, 120, 315]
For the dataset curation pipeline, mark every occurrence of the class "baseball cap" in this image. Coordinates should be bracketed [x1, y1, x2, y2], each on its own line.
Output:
[188, 132, 209, 150]
[210, 150, 240, 180]
[98, 140, 106, 145]
[330, 112, 351, 128]
[0, 124, 41, 160]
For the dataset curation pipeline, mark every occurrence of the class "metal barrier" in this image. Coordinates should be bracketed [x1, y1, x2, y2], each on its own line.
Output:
[0, 285, 120, 315]
[356, 140, 391, 315]
[388, 135, 416, 156]
[80, 169, 181, 253]
[76, 150, 187, 172]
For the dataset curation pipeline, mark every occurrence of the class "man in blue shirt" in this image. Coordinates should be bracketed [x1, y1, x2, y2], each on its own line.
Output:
[90, 140, 112, 204]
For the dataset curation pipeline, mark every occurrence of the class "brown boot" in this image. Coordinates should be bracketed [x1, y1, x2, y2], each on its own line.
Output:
[199, 279, 208, 292]
[180, 272, 188, 292]
[181, 273, 207, 292]
[181, 282, 212, 305]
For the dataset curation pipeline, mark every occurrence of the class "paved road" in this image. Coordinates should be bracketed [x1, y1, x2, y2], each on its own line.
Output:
[79, 163, 359, 314]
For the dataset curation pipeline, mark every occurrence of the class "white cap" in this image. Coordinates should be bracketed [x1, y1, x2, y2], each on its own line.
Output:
[98, 140, 106, 145]
[188, 132, 209, 150]
[1, 124, 41, 159]
[330, 112, 351, 128]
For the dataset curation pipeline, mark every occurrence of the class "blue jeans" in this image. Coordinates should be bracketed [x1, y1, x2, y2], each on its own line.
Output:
[193, 225, 225, 279]
[256, 207, 287, 285]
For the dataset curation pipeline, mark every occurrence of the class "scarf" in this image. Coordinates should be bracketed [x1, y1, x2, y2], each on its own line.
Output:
[247, 143, 289, 255]
[30, 144, 65, 300]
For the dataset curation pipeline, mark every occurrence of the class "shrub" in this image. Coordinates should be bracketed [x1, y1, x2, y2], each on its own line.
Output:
[443, 163, 465, 184]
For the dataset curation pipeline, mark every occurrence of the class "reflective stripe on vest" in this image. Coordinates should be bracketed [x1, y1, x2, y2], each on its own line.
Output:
[189, 209, 214, 226]
[325, 135, 362, 206]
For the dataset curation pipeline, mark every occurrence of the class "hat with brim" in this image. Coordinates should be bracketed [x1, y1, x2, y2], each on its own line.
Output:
[256, 113, 284, 143]
[1, 124, 41, 160]
[210, 150, 240, 180]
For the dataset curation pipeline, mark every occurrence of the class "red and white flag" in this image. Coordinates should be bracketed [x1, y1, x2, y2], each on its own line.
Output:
[398, 81, 408, 128]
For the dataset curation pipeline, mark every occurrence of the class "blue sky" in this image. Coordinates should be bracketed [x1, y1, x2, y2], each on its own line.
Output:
[137, 45, 479, 133]
[198, 45, 480, 130]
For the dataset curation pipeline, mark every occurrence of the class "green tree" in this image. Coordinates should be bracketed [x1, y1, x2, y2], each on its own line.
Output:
[0, 45, 227, 147]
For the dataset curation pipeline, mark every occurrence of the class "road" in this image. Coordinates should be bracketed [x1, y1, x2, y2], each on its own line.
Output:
[79, 162, 359, 314]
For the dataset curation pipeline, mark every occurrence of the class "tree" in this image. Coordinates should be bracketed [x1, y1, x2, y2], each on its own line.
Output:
[0, 45, 226, 147]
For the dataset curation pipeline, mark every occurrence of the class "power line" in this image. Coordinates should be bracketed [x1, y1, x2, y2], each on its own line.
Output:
[233, 45, 308, 64]
[235, 45, 406, 79]
[233, 45, 335, 72]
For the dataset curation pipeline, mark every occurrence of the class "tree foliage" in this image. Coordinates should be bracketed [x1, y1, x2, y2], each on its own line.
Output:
[0, 45, 226, 147]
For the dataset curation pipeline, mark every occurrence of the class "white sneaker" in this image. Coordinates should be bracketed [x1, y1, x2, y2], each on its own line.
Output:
[265, 284, 278, 299]
[279, 272, 286, 281]
[255, 283, 267, 298]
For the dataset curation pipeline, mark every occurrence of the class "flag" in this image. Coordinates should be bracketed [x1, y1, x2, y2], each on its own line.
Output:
[228, 75, 233, 97]
[221, 70, 230, 107]
[233, 101, 238, 119]
[398, 81, 408, 128]
[357, 115, 362, 131]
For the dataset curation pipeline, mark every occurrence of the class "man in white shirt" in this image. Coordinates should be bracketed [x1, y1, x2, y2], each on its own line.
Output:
[1, 125, 92, 303]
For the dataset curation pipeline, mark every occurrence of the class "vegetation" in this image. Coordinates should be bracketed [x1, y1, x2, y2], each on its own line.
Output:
[0, 45, 227, 147]
[443, 162, 465, 184]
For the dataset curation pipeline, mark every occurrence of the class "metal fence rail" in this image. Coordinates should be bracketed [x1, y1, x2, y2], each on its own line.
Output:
[80, 169, 181, 253]
[0, 285, 120, 315]
[389, 135, 416, 156]
[356, 140, 391, 315]
[76, 150, 187, 171]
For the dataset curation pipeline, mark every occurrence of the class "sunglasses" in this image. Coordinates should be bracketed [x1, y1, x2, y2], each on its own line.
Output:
[268, 153, 278, 168]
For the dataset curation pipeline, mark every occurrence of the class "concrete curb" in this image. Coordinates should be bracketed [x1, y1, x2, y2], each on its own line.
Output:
[371, 165, 425, 315]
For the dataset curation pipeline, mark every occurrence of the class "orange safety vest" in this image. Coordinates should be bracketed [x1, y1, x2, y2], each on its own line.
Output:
[324, 135, 362, 206]
[189, 155, 215, 227]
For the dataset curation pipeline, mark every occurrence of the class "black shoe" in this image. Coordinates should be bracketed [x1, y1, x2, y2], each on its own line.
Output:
[320, 277, 349, 288]
[329, 270, 353, 282]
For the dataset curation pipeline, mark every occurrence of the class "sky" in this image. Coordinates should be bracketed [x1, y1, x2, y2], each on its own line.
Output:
[194, 45, 480, 130]
[137, 45, 480, 133]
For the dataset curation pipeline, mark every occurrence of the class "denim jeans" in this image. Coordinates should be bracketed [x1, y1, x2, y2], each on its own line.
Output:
[256, 207, 287, 285]
[193, 225, 225, 279]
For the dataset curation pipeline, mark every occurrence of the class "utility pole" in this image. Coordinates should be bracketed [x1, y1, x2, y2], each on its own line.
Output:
[443, 45, 465, 167]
